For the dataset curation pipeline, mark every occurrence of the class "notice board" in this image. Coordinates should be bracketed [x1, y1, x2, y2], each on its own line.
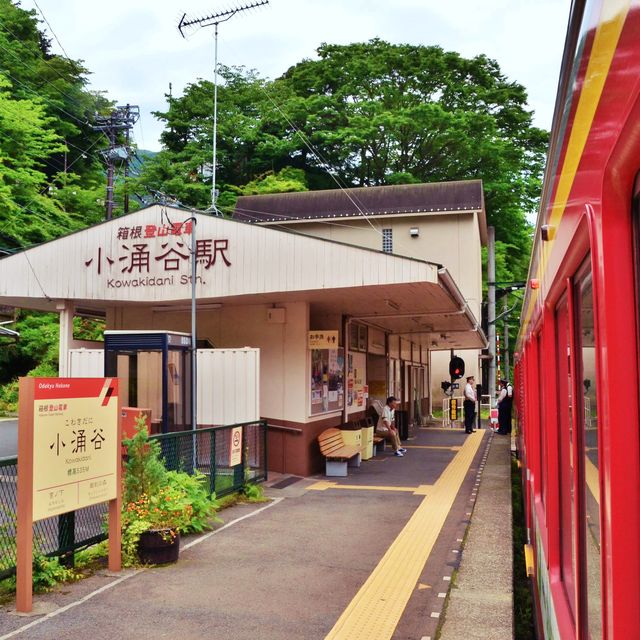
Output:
[310, 348, 344, 415]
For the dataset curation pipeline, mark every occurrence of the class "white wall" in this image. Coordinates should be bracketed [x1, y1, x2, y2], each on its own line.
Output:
[68, 348, 103, 377]
[112, 300, 310, 424]
[197, 348, 259, 425]
[68, 347, 260, 426]
[275, 212, 484, 400]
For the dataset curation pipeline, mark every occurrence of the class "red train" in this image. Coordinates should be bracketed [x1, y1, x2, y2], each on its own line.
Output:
[515, 1, 640, 638]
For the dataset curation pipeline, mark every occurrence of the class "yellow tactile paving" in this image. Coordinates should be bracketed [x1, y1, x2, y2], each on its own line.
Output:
[324, 430, 484, 640]
[307, 481, 432, 496]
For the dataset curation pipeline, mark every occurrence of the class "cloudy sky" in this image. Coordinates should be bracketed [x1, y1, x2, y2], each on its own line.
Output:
[28, 0, 570, 152]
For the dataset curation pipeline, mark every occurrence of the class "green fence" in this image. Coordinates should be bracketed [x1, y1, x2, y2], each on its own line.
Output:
[0, 420, 268, 580]
[152, 420, 268, 497]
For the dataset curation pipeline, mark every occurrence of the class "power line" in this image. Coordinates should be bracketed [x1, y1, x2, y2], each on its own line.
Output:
[92, 105, 140, 219]
[32, 1, 70, 59]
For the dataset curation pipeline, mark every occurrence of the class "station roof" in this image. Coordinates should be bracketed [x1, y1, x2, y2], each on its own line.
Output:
[233, 180, 488, 245]
[0, 205, 485, 350]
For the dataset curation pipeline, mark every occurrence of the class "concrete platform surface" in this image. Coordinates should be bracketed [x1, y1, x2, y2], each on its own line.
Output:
[0, 426, 513, 640]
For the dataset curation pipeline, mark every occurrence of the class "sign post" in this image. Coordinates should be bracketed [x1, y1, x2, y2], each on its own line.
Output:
[16, 378, 121, 612]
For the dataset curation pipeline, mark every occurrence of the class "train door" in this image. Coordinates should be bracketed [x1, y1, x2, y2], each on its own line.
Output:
[555, 293, 578, 630]
[573, 259, 602, 640]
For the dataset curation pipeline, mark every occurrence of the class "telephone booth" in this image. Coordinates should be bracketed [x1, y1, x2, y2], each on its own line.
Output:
[104, 330, 192, 434]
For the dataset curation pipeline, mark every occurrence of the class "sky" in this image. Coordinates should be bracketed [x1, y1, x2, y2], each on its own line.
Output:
[27, 0, 571, 152]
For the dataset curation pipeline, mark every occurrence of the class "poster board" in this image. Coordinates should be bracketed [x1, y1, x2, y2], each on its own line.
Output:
[310, 348, 344, 415]
[347, 351, 367, 414]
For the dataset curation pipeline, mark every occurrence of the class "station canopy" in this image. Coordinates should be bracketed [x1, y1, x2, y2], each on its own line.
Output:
[0, 205, 486, 350]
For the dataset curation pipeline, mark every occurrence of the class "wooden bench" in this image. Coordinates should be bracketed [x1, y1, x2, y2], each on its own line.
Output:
[318, 428, 362, 477]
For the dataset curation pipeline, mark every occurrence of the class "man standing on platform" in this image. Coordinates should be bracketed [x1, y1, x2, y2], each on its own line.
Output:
[463, 376, 477, 434]
[496, 379, 513, 435]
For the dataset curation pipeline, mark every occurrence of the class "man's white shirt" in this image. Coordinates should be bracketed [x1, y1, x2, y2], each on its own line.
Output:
[464, 383, 476, 401]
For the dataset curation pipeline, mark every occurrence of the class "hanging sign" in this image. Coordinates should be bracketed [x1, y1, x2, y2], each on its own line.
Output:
[229, 426, 243, 467]
[308, 331, 339, 349]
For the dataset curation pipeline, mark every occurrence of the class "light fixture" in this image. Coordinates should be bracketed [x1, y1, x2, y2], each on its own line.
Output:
[152, 303, 222, 312]
[541, 224, 555, 241]
[409, 227, 419, 237]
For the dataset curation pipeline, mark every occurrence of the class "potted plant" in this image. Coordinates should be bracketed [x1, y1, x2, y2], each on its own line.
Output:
[124, 486, 193, 564]
[121, 415, 220, 565]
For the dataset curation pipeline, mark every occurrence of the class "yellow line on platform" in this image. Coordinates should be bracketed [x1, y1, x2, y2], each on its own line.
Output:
[324, 430, 485, 640]
[307, 481, 432, 496]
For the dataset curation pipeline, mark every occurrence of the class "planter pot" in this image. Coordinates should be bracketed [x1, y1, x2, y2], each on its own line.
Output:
[138, 529, 180, 564]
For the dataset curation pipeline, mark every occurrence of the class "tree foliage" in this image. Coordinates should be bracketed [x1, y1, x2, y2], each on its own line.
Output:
[141, 40, 546, 271]
[0, 0, 111, 250]
[0, 0, 114, 410]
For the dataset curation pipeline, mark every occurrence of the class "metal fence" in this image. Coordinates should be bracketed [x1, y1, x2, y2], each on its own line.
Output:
[0, 456, 108, 581]
[152, 421, 268, 497]
[0, 420, 267, 580]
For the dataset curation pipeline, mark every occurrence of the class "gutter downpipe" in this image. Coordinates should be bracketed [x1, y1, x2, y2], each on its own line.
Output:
[342, 316, 351, 426]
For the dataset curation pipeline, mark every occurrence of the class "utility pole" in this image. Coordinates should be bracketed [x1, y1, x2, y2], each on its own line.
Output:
[178, 1, 269, 215]
[488, 226, 496, 399]
[92, 105, 140, 219]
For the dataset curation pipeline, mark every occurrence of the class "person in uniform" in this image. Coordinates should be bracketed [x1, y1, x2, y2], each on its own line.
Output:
[496, 379, 513, 434]
[463, 376, 477, 434]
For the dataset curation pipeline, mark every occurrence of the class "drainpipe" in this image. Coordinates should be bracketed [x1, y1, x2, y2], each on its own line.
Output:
[343, 315, 351, 425]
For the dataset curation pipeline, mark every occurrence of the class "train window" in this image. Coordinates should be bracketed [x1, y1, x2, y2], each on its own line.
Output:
[536, 333, 546, 506]
[555, 295, 576, 619]
[574, 264, 602, 639]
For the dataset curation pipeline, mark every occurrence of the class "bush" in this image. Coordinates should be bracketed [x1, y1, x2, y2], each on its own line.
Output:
[121, 415, 221, 564]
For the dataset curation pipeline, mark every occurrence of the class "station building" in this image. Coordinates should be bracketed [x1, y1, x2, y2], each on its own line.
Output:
[234, 179, 488, 402]
[0, 184, 486, 476]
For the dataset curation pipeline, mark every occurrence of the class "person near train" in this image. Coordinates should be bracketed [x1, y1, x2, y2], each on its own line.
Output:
[463, 376, 477, 433]
[496, 379, 513, 435]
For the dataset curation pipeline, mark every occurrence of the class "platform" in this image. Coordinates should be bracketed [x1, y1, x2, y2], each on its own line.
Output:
[0, 426, 513, 640]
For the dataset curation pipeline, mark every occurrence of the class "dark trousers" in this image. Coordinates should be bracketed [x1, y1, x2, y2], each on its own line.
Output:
[463, 399, 476, 432]
[498, 403, 512, 434]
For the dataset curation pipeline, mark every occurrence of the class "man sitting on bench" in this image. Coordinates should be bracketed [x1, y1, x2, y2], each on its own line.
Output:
[376, 396, 407, 457]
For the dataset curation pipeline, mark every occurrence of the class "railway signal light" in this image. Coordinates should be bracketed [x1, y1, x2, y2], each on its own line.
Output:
[449, 356, 465, 380]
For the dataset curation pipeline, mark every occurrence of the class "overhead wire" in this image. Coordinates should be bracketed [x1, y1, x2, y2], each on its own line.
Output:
[209, 39, 423, 258]
[32, 0, 70, 59]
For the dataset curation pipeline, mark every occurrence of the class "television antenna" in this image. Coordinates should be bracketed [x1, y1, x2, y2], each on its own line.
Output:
[178, 1, 270, 215]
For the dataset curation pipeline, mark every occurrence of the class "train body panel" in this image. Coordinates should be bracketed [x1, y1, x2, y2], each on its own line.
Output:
[516, 1, 640, 637]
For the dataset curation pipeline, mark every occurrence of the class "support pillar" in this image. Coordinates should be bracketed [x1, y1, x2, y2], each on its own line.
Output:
[57, 301, 74, 377]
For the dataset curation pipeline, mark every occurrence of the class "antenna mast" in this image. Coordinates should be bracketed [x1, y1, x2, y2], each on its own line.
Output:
[178, 1, 269, 215]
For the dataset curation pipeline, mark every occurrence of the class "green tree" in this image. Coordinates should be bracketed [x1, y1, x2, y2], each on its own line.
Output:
[141, 41, 546, 272]
[279, 40, 546, 256]
[0, 0, 113, 251]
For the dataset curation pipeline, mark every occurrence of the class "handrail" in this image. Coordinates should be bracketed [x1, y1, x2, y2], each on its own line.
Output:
[149, 419, 267, 440]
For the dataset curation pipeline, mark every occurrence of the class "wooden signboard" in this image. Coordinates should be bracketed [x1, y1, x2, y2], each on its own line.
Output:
[17, 378, 122, 612]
